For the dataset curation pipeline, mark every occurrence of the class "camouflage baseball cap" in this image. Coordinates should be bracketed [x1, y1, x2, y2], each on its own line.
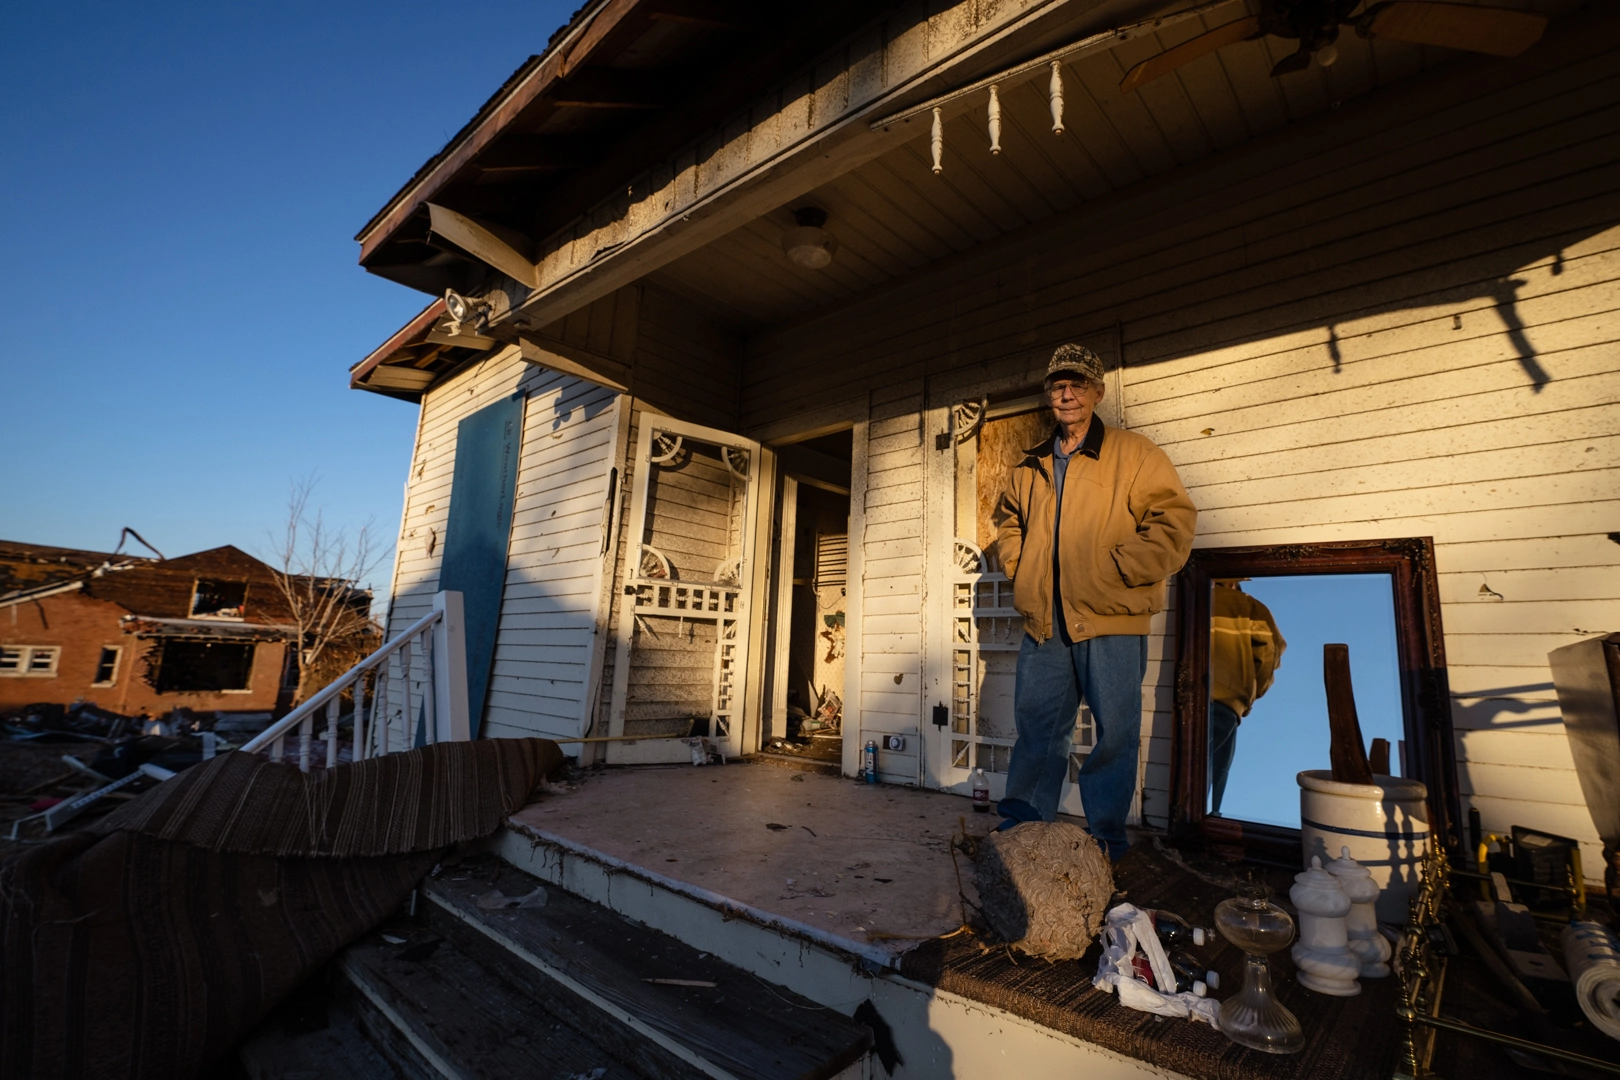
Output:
[1046, 343, 1104, 385]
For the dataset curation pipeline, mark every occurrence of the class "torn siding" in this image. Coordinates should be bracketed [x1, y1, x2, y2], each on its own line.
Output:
[387, 347, 620, 743]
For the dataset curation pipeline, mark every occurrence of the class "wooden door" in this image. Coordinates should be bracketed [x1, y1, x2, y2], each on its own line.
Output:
[606, 417, 762, 763]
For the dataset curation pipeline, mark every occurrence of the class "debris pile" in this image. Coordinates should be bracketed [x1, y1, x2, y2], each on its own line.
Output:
[1, 702, 228, 848]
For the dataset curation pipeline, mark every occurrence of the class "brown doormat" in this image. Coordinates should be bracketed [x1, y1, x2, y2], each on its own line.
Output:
[901, 839, 1401, 1080]
[0, 737, 561, 1080]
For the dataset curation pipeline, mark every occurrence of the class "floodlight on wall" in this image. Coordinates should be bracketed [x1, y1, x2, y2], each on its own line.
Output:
[443, 288, 491, 335]
[781, 207, 838, 270]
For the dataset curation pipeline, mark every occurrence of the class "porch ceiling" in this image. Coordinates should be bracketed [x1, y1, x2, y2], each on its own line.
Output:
[647, 0, 1577, 335]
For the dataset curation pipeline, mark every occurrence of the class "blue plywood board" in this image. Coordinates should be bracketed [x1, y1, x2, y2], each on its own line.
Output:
[438, 392, 524, 740]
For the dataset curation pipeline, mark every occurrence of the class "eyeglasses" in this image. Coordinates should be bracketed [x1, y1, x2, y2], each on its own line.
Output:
[1046, 380, 1088, 398]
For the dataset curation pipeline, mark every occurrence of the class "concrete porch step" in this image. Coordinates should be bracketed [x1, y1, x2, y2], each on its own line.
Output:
[420, 857, 871, 1080]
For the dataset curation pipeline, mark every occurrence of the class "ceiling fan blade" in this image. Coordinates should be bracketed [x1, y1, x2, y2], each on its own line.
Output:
[1269, 47, 1313, 77]
[1120, 16, 1262, 93]
[1365, 2, 1547, 56]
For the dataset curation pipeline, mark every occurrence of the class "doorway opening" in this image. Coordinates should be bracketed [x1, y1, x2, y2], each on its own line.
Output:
[764, 430, 853, 771]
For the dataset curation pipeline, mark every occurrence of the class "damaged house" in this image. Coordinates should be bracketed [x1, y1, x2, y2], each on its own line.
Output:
[0, 541, 364, 719]
[274, 0, 1620, 1073]
[354, 0, 1616, 865]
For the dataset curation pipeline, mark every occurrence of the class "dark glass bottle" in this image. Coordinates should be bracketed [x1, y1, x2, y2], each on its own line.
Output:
[1170, 949, 1220, 993]
[1143, 908, 1213, 948]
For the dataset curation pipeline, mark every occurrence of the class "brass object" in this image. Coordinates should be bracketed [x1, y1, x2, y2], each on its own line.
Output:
[1392, 844, 1449, 1079]
[1391, 843, 1620, 1078]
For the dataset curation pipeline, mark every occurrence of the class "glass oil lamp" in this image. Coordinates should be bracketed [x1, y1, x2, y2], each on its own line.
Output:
[1214, 885, 1304, 1054]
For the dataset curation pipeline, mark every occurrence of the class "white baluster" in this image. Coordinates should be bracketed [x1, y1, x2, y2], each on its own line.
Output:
[325, 696, 339, 769]
[1049, 61, 1065, 134]
[298, 715, 313, 773]
[375, 666, 389, 757]
[931, 107, 944, 174]
[421, 627, 438, 745]
[987, 84, 1002, 154]
[353, 672, 367, 762]
[270, 734, 284, 764]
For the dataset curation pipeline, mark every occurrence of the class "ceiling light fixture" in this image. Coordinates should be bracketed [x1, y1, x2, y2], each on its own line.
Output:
[781, 207, 838, 270]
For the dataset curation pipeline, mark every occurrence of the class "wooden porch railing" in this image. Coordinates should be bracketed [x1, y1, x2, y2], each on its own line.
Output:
[240, 591, 470, 770]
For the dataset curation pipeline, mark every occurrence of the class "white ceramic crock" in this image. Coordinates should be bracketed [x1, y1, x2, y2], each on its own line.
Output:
[1297, 770, 1429, 923]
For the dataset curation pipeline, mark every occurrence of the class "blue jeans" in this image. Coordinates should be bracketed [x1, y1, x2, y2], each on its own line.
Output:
[997, 633, 1147, 858]
[1209, 701, 1241, 815]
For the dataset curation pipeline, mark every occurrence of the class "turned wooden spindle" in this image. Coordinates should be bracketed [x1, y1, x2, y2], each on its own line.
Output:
[1368, 738, 1391, 777]
[1324, 643, 1375, 785]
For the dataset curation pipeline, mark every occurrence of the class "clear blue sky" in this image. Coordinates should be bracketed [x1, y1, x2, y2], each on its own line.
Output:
[1, 1, 575, 599]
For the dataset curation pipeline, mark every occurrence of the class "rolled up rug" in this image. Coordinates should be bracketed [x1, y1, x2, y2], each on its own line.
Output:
[0, 737, 562, 1080]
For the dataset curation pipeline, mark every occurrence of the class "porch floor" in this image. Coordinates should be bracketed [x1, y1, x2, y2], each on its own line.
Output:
[507, 762, 1620, 1080]
[508, 760, 993, 957]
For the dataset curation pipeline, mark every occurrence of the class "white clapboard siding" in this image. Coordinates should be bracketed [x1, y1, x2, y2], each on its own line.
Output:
[735, 26, 1620, 870]
[386, 346, 620, 743]
[859, 387, 926, 784]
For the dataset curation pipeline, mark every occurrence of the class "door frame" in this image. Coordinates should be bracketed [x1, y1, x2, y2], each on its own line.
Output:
[767, 474, 799, 743]
[605, 414, 766, 763]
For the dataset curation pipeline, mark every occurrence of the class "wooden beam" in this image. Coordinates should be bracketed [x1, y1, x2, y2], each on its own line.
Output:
[550, 68, 669, 109]
[519, 335, 631, 392]
[647, 0, 764, 30]
[563, 0, 651, 76]
[773, 442, 851, 495]
[362, 365, 437, 391]
[426, 204, 540, 288]
[423, 328, 498, 350]
[475, 134, 605, 172]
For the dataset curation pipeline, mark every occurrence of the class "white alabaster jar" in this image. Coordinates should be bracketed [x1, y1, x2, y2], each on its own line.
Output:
[1290, 857, 1361, 997]
[1326, 846, 1392, 978]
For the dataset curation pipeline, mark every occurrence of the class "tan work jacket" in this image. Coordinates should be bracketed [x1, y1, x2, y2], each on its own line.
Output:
[1211, 585, 1287, 717]
[992, 418, 1196, 642]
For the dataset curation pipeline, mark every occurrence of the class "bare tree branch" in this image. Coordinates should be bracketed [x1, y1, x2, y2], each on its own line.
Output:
[266, 477, 390, 706]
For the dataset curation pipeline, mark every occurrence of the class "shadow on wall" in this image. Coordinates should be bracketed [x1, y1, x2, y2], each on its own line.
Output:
[1324, 270, 1549, 388]
[1450, 683, 1561, 732]
[549, 390, 615, 431]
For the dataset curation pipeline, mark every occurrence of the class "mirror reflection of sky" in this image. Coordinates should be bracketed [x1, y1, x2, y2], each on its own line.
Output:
[1212, 573, 1405, 829]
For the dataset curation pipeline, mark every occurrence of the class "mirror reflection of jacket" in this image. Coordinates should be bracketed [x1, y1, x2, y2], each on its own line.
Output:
[992, 418, 1196, 643]
[1211, 584, 1286, 717]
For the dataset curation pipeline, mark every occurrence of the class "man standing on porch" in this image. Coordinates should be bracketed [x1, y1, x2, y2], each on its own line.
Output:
[992, 344, 1196, 858]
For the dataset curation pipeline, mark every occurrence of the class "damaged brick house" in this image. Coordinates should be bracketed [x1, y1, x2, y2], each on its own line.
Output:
[0, 541, 363, 718]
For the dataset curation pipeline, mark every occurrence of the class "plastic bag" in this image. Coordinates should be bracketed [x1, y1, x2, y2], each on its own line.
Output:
[1093, 903, 1221, 1028]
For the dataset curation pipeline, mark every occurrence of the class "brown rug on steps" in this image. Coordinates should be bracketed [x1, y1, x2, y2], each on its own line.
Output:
[0, 737, 562, 1080]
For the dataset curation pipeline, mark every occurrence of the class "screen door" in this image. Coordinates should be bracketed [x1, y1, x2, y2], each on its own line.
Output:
[606, 416, 762, 763]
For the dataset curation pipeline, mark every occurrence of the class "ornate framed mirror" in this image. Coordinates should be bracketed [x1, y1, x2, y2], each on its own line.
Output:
[1170, 538, 1458, 864]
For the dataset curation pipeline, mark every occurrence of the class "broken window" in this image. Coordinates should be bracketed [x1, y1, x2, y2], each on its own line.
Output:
[153, 640, 255, 693]
[93, 646, 121, 686]
[190, 579, 248, 618]
[0, 645, 60, 677]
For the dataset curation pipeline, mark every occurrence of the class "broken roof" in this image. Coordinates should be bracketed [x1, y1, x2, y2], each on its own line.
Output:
[0, 539, 144, 594]
[353, 0, 879, 297]
[0, 543, 367, 632]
